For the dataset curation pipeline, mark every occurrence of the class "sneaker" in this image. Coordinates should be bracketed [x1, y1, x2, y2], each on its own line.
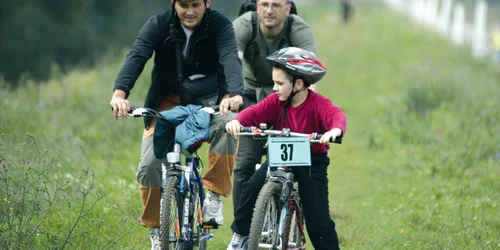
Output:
[202, 190, 224, 225]
[227, 233, 249, 250]
[149, 227, 161, 250]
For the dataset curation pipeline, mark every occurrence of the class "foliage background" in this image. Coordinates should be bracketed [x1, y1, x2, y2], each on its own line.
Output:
[0, 0, 241, 85]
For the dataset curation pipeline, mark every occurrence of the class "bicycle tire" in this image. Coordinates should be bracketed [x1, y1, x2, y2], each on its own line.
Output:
[160, 176, 184, 250]
[197, 239, 207, 250]
[282, 202, 305, 250]
[187, 183, 208, 250]
[248, 182, 282, 249]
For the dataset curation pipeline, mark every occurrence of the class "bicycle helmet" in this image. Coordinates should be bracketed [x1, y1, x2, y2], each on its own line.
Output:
[266, 47, 327, 85]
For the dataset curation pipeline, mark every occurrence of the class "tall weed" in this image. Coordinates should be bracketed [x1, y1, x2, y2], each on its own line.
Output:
[0, 134, 135, 249]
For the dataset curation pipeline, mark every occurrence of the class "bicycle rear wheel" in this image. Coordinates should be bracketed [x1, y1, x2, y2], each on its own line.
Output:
[160, 176, 184, 250]
[248, 182, 282, 249]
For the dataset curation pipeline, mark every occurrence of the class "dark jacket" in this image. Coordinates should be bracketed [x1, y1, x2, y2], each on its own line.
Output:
[114, 8, 244, 129]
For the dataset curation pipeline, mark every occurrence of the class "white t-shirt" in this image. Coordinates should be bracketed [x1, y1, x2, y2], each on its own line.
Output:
[182, 25, 194, 57]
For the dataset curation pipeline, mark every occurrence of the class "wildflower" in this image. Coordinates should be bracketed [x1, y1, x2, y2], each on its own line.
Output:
[3, 196, 7, 202]
[399, 229, 405, 234]
[2, 163, 6, 169]
[85, 168, 89, 174]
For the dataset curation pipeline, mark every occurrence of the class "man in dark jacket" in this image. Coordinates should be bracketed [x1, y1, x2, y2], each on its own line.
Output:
[109, 0, 243, 248]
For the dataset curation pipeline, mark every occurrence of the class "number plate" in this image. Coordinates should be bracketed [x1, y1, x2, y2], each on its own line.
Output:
[268, 137, 311, 167]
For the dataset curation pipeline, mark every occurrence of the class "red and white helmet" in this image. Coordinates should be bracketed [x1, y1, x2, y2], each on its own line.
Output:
[266, 47, 327, 85]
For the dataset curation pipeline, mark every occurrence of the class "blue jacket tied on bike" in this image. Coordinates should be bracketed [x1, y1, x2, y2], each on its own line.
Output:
[154, 105, 211, 158]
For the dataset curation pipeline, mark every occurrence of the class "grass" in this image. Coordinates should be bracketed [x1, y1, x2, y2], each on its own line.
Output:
[315, 2, 500, 249]
[1, 1, 499, 249]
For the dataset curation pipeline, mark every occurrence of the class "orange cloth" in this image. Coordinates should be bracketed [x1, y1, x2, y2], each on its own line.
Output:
[203, 153, 235, 197]
[139, 185, 161, 228]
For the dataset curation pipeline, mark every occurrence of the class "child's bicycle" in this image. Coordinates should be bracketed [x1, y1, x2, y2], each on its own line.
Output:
[129, 107, 219, 250]
[236, 124, 341, 250]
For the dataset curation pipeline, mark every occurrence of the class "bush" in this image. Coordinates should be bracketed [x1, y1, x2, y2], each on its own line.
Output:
[0, 134, 135, 249]
[381, 76, 499, 178]
[404, 79, 461, 117]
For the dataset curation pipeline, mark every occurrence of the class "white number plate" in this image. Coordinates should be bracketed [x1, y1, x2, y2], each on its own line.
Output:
[268, 137, 311, 167]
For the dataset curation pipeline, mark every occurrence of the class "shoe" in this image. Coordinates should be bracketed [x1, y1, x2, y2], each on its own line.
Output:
[149, 227, 161, 250]
[202, 190, 224, 225]
[227, 233, 249, 250]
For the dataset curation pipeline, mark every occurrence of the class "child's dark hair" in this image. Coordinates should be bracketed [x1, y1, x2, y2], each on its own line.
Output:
[273, 65, 310, 88]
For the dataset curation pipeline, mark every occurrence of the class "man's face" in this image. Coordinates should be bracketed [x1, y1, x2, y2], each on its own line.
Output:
[174, 0, 211, 30]
[257, 0, 291, 30]
[272, 68, 294, 101]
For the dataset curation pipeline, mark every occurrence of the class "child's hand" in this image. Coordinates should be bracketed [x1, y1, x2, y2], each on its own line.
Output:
[320, 128, 342, 144]
[225, 120, 243, 136]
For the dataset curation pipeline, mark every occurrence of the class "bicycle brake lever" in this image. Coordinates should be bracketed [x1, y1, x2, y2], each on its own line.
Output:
[129, 107, 148, 117]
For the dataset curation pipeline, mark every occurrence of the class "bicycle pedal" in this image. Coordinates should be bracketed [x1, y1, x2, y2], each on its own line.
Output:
[201, 221, 219, 229]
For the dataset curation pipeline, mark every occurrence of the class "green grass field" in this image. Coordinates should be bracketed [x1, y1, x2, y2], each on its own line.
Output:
[1, 1, 499, 249]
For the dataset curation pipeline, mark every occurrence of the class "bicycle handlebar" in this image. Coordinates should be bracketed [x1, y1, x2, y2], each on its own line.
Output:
[127, 106, 221, 120]
[128, 107, 155, 117]
[237, 126, 342, 144]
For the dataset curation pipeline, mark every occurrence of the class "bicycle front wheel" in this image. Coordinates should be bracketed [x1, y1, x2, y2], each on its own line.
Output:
[160, 176, 184, 250]
[248, 182, 282, 249]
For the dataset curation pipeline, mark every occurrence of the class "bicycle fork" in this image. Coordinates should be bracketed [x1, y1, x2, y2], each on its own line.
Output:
[180, 162, 192, 242]
[289, 199, 306, 248]
[278, 204, 288, 248]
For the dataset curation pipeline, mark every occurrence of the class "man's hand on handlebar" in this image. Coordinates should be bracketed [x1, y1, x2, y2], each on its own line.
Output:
[219, 95, 243, 116]
[225, 120, 243, 136]
[110, 90, 130, 120]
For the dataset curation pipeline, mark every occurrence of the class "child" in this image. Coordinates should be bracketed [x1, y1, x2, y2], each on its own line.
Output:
[225, 47, 347, 250]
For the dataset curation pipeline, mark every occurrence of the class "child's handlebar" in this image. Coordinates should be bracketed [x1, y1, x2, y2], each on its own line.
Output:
[237, 126, 342, 144]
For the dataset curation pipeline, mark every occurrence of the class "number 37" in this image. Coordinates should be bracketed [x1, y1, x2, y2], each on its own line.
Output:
[280, 144, 294, 161]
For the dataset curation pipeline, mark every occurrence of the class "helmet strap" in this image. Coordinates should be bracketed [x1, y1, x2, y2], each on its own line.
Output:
[282, 75, 298, 125]
[286, 76, 298, 103]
